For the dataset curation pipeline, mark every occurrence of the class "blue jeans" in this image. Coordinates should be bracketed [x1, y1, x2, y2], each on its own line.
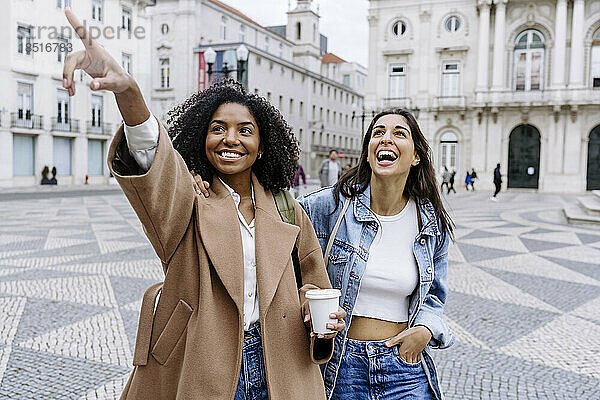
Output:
[330, 338, 433, 400]
[234, 324, 269, 400]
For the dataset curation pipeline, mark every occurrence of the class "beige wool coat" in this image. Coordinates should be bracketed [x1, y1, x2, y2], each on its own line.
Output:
[107, 120, 334, 400]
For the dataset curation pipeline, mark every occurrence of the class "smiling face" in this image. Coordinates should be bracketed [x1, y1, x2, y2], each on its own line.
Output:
[367, 114, 420, 179]
[205, 102, 260, 178]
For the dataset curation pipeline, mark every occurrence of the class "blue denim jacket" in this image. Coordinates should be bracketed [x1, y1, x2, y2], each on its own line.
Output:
[298, 185, 454, 400]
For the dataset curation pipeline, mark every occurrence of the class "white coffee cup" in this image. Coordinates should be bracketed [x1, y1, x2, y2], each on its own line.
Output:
[305, 289, 342, 334]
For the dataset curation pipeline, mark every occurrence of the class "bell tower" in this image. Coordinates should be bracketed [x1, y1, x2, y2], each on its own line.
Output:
[286, 0, 321, 71]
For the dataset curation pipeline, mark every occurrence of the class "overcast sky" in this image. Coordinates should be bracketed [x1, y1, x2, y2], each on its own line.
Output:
[221, 0, 370, 67]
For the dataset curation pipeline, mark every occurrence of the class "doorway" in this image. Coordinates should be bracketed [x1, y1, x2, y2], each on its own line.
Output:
[508, 124, 540, 189]
[587, 125, 600, 190]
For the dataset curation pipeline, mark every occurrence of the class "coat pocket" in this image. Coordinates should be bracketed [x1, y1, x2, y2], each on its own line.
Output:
[151, 299, 193, 365]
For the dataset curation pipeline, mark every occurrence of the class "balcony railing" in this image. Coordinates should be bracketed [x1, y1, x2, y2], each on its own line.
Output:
[433, 96, 466, 109]
[51, 118, 80, 133]
[381, 97, 412, 109]
[10, 112, 43, 129]
[87, 121, 112, 135]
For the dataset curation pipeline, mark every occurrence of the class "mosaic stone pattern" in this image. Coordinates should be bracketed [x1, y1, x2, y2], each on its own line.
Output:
[0, 190, 598, 399]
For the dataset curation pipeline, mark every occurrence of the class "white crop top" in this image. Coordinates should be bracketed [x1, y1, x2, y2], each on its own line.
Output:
[352, 198, 420, 323]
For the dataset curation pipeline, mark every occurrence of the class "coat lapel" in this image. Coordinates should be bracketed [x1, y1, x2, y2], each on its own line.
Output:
[253, 175, 300, 319]
[196, 178, 244, 314]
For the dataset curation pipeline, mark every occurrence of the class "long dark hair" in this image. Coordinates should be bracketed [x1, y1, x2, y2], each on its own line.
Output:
[333, 108, 454, 248]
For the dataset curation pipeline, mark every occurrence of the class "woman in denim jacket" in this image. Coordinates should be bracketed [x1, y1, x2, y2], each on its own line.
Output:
[297, 109, 455, 400]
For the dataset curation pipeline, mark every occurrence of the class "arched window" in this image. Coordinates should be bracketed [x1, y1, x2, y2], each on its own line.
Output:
[513, 30, 545, 91]
[592, 27, 600, 88]
[445, 16, 461, 32]
[392, 20, 407, 37]
[439, 131, 458, 173]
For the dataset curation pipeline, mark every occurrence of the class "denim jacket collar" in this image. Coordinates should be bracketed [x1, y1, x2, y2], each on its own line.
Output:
[353, 184, 440, 237]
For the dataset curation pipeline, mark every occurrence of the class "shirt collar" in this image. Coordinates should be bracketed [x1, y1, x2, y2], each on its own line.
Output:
[218, 177, 255, 208]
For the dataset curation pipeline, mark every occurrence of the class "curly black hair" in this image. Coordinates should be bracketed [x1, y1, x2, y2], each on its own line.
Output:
[166, 78, 299, 191]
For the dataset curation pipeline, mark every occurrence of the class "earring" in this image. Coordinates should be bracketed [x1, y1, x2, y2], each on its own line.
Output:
[258, 153, 262, 160]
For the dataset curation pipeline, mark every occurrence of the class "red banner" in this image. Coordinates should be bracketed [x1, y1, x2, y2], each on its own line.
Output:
[198, 52, 207, 91]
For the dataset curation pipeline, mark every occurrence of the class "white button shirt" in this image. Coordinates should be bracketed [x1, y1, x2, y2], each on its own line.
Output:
[124, 115, 260, 330]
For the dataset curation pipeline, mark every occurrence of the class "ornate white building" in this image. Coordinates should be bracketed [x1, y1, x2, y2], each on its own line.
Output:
[0, 0, 366, 186]
[149, 0, 367, 178]
[0, 0, 154, 187]
[367, 0, 600, 192]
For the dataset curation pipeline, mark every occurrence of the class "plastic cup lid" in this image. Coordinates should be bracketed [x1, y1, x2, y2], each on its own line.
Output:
[305, 289, 341, 300]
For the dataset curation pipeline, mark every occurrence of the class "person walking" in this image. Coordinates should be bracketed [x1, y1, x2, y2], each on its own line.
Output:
[464, 171, 472, 191]
[319, 150, 342, 187]
[470, 168, 478, 191]
[447, 170, 457, 194]
[293, 163, 306, 198]
[492, 163, 502, 201]
[297, 109, 455, 400]
[440, 166, 450, 193]
[61, 8, 345, 400]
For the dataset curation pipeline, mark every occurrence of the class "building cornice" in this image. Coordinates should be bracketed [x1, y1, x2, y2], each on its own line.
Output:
[382, 49, 414, 56]
[435, 46, 470, 53]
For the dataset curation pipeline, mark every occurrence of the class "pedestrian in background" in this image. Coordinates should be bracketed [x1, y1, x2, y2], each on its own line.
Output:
[293, 163, 306, 198]
[440, 166, 450, 193]
[298, 109, 455, 400]
[464, 170, 472, 191]
[319, 149, 342, 187]
[447, 170, 457, 194]
[492, 163, 502, 201]
[470, 168, 477, 191]
[61, 8, 346, 399]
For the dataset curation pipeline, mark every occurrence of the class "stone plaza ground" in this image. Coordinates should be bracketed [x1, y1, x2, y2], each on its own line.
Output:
[0, 187, 598, 399]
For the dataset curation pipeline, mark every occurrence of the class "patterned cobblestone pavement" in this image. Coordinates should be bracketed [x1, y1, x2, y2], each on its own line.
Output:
[0, 190, 598, 399]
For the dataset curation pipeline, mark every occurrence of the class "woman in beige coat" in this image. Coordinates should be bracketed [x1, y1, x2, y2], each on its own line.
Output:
[61, 8, 345, 400]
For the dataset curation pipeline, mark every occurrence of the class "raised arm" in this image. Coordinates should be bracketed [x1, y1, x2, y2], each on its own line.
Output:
[62, 8, 194, 264]
[62, 7, 149, 125]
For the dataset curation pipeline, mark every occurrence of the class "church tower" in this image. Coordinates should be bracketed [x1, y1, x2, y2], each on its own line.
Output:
[286, 0, 321, 72]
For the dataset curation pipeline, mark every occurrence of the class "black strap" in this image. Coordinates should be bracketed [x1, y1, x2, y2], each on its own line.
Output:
[292, 246, 301, 289]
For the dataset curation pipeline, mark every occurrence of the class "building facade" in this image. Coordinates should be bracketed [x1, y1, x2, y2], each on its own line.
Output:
[149, 0, 366, 178]
[0, 0, 154, 187]
[367, 0, 600, 192]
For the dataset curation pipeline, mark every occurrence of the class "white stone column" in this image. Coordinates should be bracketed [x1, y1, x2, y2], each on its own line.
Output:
[477, 1, 492, 91]
[552, 0, 568, 88]
[491, 0, 507, 90]
[568, 0, 585, 87]
[365, 14, 379, 110]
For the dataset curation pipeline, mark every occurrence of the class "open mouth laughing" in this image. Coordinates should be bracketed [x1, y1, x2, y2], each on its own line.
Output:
[376, 149, 398, 166]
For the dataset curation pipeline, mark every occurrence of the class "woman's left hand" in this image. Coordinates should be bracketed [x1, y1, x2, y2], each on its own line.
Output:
[384, 326, 432, 364]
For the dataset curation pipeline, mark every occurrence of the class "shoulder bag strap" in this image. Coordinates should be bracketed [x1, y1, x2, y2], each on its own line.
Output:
[324, 197, 351, 263]
[273, 190, 303, 288]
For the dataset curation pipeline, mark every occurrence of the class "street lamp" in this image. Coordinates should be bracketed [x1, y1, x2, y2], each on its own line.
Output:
[205, 44, 249, 85]
[351, 104, 374, 134]
[351, 104, 420, 134]
[412, 107, 420, 119]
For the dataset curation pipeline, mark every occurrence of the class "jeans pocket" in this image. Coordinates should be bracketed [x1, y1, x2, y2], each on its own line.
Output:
[393, 346, 422, 368]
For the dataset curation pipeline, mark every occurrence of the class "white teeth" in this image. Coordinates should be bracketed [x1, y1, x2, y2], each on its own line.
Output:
[220, 151, 242, 159]
[377, 150, 397, 160]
